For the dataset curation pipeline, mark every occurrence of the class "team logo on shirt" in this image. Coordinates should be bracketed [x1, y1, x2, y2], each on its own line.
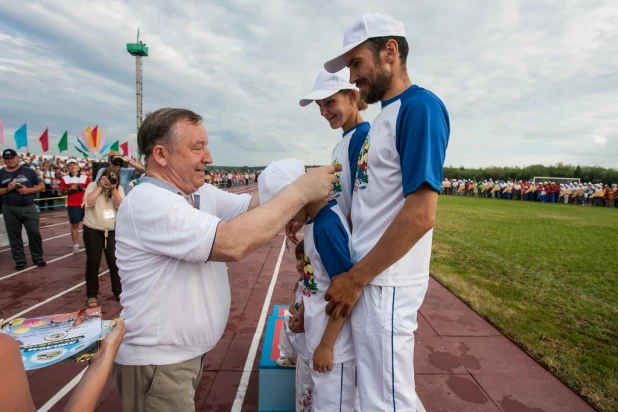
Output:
[327, 159, 342, 202]
[302, 254, 317, 295]
[354, 135, 370, 192]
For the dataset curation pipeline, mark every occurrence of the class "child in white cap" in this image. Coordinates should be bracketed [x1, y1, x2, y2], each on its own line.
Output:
[299, 68, 369, 218]
[258, 159, 357, 411]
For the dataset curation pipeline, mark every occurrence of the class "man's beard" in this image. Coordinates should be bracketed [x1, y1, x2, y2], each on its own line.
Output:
[360, 66, 393, 104]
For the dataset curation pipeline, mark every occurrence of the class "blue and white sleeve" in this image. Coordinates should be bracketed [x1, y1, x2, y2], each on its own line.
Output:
[314, 219, 354, 279]
[396, 93, 450, 196]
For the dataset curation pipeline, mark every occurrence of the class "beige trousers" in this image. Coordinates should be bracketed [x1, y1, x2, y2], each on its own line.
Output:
[112, 354, 205, 412]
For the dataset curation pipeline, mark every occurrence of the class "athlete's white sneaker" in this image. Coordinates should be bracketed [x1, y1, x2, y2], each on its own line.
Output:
[73, 245, 80, 254]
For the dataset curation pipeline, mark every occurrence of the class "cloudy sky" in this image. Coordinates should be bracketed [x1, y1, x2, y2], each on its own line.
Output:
[1, 0, 617, 168]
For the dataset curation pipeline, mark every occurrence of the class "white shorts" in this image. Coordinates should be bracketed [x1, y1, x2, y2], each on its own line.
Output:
[296, 355, 314, 412]
[309, 358, 357, 411]
[351, 282, 428, 411]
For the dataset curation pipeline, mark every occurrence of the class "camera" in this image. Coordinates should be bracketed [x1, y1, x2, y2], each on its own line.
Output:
[76, 185, 84, 192]
[112, 157, 124, 167]
[108, 176, 118, 185]
[14, 182, 24, 190]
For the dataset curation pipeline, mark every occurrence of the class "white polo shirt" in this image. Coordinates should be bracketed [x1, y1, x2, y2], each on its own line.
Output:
[351, 85, 450, 286]
[329, 122, 370, 217]
[114, 177, 252, 365]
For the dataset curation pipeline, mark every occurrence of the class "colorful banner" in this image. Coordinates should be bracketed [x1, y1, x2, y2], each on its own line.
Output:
[39, 128, 49, 153]
[58, 131, 68, 152]
[14, 123, 27, 149]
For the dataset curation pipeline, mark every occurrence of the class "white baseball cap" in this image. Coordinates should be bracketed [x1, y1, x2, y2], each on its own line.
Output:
[299, 68, 358, 107]
[258, 159, 306, 204]
[324, 13, 406, 73]
[66, 158, 79, 165]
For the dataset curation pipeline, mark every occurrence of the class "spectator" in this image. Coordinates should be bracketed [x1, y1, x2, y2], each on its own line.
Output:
[95, 151, 145, 194]
[83, 166, 124, 308]
[0, 319, 126, 412]
[0, 149, 47, 270]
[60, 159, 90, 254]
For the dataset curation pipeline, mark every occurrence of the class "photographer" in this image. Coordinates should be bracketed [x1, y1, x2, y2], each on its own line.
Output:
[95, 151, 145, 195]
[60, 158, 90, 254]
[0, 149, 46, 270]
[83, 167, 124, 308]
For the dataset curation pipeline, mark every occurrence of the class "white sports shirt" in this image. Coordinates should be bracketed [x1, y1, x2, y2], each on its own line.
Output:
[351, 85, 450, 286]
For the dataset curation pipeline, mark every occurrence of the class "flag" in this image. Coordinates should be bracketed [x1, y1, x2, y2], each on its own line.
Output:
[0, 119, 4, 144]
[85, 126, 94, 149]
[74, 146, 89, 158]
[120, 141, 129, 156]
[14, 123, 27, 149]
[110, 140, 119, 152]
[58, 131, 68, 152]
[39, 128, 49, 153]
[91, 125, 99, 148]
[128, 142, 135, 160]
[77, 137, 90, 154]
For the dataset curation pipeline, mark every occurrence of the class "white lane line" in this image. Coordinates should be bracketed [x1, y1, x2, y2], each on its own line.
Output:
[3, 270, 109, 323]
[38, 367, 88, 412]
[0, 248, 85, 281]
[39, 213, 67, 219]
[40, 221, 69, 229]
[0, 231, 82, 253]
[232, 237, 286, 411]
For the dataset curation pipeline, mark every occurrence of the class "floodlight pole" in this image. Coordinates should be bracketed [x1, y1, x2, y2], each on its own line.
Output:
[126, 29, 148, 138]
[136, 54, 142, 135]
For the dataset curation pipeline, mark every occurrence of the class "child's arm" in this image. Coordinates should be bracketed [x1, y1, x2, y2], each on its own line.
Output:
[311, 215, 354, 373]
[289, 301, 305, 333]
[313, 316, 346, 373]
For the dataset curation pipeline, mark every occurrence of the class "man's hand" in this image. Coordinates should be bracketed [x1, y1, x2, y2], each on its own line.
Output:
[312, 344, 334, 373]
[285, 220, 304, 245]
[324, 273, 364, 321]
[7, 181, 16, 191]
[293, 164, 342, 204]
[17, 186, 30, 195]
[69, 184, 79, 192]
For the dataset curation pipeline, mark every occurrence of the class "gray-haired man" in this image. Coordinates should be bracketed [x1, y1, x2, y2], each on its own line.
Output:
[112, 108, 340, 411]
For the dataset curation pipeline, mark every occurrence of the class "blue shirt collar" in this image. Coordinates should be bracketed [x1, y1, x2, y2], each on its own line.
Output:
[381, 84, 419, 108]
[342, 121, 370, 138]
[140, 176, 200, 209]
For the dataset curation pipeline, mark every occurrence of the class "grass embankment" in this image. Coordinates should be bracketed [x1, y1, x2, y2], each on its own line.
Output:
[431, 196, 617, 411]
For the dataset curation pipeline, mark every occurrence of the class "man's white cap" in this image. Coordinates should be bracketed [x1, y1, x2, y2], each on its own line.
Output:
[299, 68, 358, 107]
[66, 158, 78, 165]
[258, 159, 305, 204]
[324, 13, 406, 73]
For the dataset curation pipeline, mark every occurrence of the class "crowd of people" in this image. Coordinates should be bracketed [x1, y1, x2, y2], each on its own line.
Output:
[442, 178, 618, 207]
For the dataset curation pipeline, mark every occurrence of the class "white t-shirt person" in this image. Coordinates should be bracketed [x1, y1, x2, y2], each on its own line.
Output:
[114, 176, 251, 365]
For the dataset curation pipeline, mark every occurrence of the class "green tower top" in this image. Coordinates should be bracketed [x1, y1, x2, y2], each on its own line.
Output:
[127, 28, 148, 56]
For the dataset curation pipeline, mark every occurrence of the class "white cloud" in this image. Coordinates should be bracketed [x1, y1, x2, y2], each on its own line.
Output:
[0, 0, 617, 168]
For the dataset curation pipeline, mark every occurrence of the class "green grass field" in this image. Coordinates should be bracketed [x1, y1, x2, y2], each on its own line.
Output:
[431, 196, 618, 411]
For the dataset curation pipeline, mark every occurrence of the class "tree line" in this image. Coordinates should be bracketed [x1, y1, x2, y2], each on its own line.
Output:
[443, 163, 618, 183]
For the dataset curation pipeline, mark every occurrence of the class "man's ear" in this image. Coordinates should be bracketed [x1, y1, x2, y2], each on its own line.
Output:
[152, 145, 168, 167]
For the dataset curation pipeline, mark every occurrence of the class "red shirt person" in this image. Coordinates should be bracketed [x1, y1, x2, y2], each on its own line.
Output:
[60, 159, 90, 254]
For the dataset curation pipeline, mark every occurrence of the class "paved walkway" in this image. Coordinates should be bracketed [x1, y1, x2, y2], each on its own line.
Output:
[415, 278, 594, 411]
